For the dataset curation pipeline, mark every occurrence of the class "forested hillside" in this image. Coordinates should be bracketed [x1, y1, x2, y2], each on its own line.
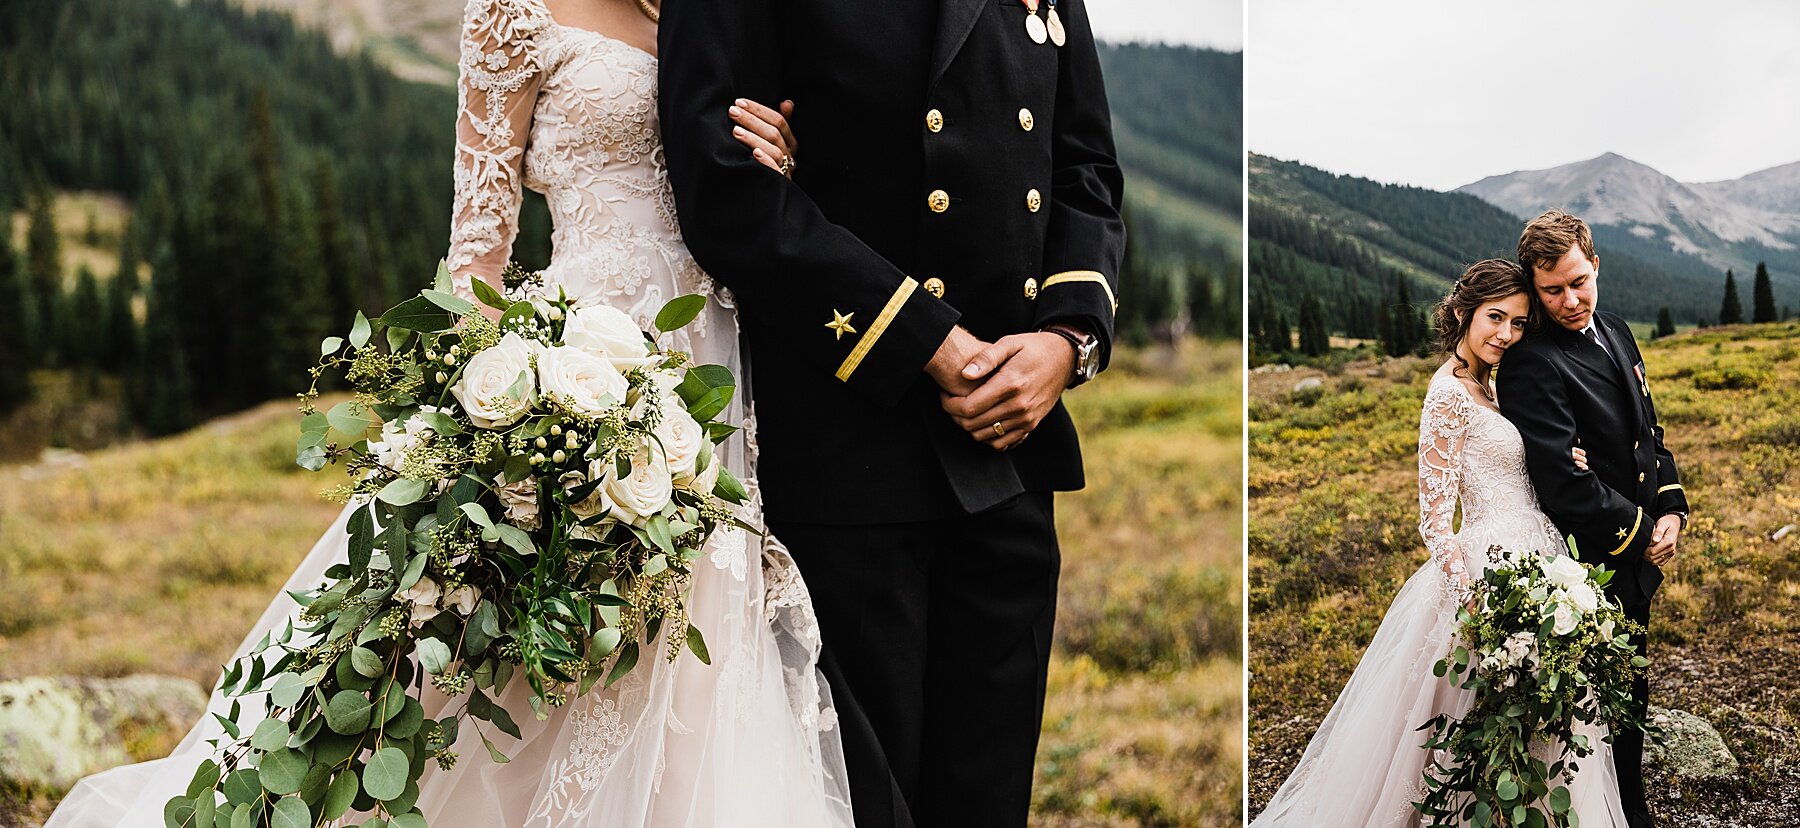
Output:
[1249, 154, 1727, 354]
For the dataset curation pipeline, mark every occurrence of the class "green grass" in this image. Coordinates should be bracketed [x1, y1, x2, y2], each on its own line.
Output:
[1248, 323, 1800, 823]
[0, 340, 1242, 826]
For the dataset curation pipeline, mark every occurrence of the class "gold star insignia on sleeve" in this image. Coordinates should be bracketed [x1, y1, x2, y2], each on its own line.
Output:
[825, 310, 858, 340]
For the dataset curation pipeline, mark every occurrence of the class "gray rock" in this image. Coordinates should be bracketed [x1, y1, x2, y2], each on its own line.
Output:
[0, 676, 207, 792]
[1293, 377, 1324, 393]
[1645, 705, 1738, 779]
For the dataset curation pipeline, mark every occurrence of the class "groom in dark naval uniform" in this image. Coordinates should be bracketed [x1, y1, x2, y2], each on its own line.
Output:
[1498, 210, 1689, 828]
[658, 0, 1125, 825]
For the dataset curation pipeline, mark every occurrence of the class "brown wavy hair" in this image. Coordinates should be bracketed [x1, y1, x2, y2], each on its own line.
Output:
[1518, 209, 1596, 276]
[1434, 259, 1531, 377]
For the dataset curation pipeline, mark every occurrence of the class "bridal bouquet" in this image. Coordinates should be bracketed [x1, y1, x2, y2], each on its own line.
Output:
[166, 262, 747, 828]
[1415, 544, 1652, 828]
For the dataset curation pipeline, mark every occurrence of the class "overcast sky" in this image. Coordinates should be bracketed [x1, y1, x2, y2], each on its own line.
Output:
[1089, 0, 1241, 51]
[1247, 0, 1800, 190]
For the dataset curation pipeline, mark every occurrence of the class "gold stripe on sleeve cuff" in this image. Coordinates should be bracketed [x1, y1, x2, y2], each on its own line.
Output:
[1657, 484, 1684, 495]
[1607, 507, 1644, 556]
[1041, 270, 1118, 311]
[835, 277, 919, 382]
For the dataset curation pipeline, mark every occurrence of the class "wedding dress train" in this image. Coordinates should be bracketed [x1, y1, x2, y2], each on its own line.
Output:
[46, 1, 853, 824]
[1251, 371, 1626, 827]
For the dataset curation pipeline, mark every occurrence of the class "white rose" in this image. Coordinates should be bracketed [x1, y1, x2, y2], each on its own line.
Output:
[561, 466, 616, 519]
[647, 369, 683, 399]
[445, 585, 481, 616]
[496, 474, 540, 530]
[1550, 602, 1579, 636]
[655, 404, 704, 482]
[399, 575, 442, 624]
[604, 443, 674, 525]
[538, 345, 629, 416]
[563, 305, 658, 370]
[1543, 554, 1588, 591]
[1503, 631, 1534, 665]
[1566, 581, 1600, 614]
[451, 332, 539, 428]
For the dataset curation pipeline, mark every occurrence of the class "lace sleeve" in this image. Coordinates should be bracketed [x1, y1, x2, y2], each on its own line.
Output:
[446, 0, 551, 299]
[1418, 382, 1474, 606]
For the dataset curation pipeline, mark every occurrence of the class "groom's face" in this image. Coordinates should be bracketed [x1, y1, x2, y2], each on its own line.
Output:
[1532, 245, 1600, 332]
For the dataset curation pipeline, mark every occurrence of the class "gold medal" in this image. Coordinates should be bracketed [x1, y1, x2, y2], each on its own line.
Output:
[1025, 11, 1048, 43]
[1046, 3, 1066, 46]
[1021, 0, 1048, 44]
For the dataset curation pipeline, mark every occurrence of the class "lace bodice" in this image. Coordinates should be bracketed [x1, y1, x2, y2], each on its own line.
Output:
[1417, 372, 1564, 604]
[448, 0, 712, 332]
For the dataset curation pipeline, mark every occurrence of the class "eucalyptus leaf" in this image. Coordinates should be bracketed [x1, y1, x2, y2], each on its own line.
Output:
[417, 637, 454, 675]
[362, 746, 410, 801]
[320, 336, 344, 356]
[470, 277, 509, 311]
[350, 646, 385, 679]
[685, 624, 711, 665]
[378, 478, 430, 506]
[249, 719, 289, 752]
[273, 672, 309, 708]
[480, 731, 512, 764]
[324, 690, 374, 735]
[256, 748, 308, 795]
[396, 550, 429, 591]
[321, 770, 359, 821]
[268, 796, 310, 828]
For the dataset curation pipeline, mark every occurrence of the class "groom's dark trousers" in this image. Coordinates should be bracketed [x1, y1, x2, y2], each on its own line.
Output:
[1499, 310, 1690, 828]
[658, 0, 1126, 824]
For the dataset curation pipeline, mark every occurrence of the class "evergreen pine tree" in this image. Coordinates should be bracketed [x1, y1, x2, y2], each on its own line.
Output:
[1752, 262, 1776, 324]
[0, 213, 32, 412]
[25, 177, 61, 363]
[103, 215, 141, 371]
[1654, 307, 1675, 339]
[67, 265, 103, 374]
[1719, 269, 1743, 325]
[1185, 263, 1216, 339]
[136, 243, 195, 435]
[1297, 294, 1329, 357]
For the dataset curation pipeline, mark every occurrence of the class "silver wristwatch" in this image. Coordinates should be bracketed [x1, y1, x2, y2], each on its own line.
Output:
[1043, 322, 1100, 388]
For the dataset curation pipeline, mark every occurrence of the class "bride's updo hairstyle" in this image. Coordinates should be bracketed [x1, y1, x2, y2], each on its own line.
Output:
[1434, 258, 1530, 367]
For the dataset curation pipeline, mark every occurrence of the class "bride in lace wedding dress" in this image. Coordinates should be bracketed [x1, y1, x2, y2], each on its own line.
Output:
[1251, 260, 1627, 827]
[46, 1, 853, 825]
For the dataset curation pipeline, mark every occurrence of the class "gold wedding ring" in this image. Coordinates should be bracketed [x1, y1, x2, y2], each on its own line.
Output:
[778, 153, 794, 176]
[993, 422, 1007, 438]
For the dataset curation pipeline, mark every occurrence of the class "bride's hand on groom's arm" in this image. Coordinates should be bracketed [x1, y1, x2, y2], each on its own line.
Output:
[938, 333, 1076, 452]
[728, 98, 799, 178]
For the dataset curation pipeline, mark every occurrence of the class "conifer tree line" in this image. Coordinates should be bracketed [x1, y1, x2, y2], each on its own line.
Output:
[1715, 263, 1783, 327]
[0, 0, 528, 431]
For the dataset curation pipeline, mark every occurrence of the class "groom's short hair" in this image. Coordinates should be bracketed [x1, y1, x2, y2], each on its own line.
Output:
[1518, 210, 1596, 276]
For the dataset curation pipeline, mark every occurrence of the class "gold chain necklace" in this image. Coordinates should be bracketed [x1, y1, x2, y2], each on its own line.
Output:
[635, 0, 659, 23]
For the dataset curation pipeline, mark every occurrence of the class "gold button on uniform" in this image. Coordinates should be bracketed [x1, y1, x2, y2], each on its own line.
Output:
[1026, 188, 1042, 213]
[1638, 472, 1646, 482]
[1023, 277, 1039, 299]
[928, 189, 950, 213]
[1018, 108, 1035, 131]
[923, 277, 946, 298]
[926, 109, 944, 133]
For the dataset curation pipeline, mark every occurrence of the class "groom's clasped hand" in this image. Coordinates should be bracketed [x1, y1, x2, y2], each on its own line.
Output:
[929, 325, 1076, 452]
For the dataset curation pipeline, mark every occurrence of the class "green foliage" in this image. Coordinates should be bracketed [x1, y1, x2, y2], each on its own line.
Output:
[24, 177, 61, 364]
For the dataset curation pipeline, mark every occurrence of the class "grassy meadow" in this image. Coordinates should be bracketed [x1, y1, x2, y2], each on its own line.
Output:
[1248, 322, 1800, 824]
[0, 339, 1242, 827]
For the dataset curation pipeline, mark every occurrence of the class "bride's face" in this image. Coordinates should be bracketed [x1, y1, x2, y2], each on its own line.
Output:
[1463, 293, 1531, 366]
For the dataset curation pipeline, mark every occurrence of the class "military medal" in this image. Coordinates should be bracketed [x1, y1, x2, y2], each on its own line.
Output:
[1021, 0, 1048, 44]
[1046, 0, 1066, 46]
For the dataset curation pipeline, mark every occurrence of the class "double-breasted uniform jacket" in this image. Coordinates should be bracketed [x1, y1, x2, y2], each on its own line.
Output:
[660, 0, 1125, 524]
[1498, 310, 1690, 610]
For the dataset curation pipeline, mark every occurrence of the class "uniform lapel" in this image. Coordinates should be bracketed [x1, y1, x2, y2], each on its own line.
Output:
[931, 0, 988, 86]
[1597, 314, 1647, 429]
[1554, 324, 1626, 393]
